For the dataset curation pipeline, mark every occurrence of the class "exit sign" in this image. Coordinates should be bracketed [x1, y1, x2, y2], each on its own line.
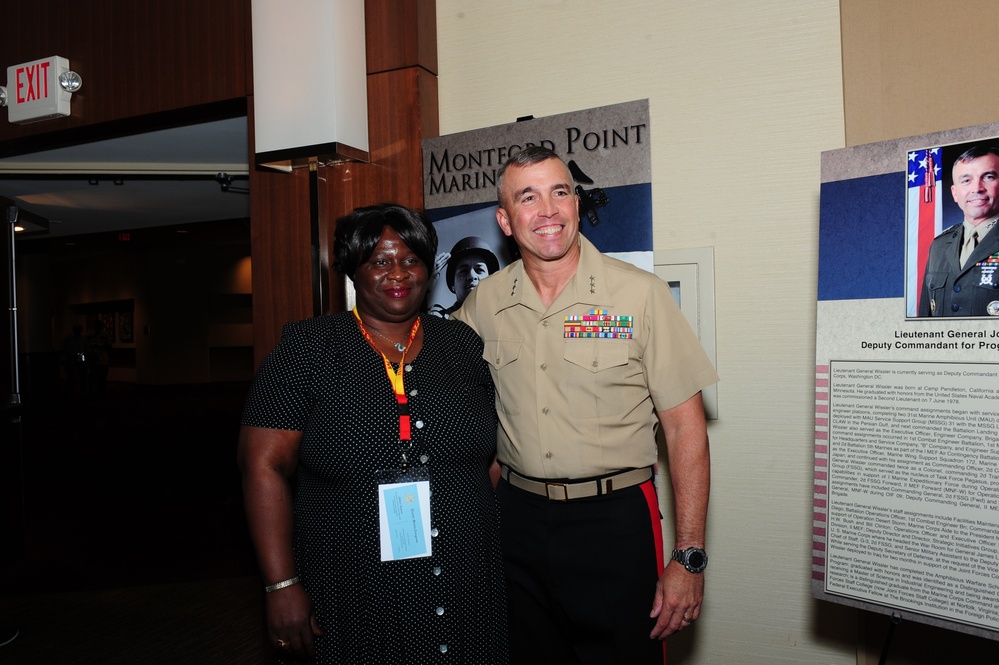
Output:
[6, 56, 73, 124]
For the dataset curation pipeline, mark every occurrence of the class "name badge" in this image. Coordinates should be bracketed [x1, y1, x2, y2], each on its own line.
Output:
[378, 479, 432, 561]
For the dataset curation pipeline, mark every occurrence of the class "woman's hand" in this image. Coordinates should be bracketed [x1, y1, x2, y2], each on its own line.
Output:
[266, 583, 324, 659]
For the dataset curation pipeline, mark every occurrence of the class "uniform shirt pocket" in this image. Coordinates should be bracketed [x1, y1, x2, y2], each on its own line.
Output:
[924, 271, 949, 292]
[562, 340, 632, 417]
[484, 339, 523, 415]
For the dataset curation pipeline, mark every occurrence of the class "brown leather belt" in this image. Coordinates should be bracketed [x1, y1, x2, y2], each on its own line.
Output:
[501, 465, 653, 501]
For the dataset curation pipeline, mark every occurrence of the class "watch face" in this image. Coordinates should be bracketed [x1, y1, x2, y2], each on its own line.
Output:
[674, 547, 707, 572]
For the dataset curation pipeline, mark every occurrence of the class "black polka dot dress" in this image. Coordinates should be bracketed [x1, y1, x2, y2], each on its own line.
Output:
[242, 312, 508, 664]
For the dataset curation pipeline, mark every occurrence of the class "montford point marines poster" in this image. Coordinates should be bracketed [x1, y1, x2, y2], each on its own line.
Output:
[420, 99, 653, 317]
[813, 121, 999, 640]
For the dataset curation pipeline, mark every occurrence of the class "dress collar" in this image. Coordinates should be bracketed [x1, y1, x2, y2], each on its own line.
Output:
[497, 235, 607, 314]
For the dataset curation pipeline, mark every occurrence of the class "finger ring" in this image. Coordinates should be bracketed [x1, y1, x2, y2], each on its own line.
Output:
[276, 639, 288, 648]
[682, 615, 692, 622]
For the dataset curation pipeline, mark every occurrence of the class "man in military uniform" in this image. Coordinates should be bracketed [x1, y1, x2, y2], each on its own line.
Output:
[455, 146, 718, 663]
[919, 145, 999, 317]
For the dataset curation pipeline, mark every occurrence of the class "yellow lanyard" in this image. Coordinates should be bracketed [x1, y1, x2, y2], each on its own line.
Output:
[353, 307, 421, 440]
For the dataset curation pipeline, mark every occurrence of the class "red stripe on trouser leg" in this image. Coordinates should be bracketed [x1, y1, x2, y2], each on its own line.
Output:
[640, 479, 665, 574]
[640, 478, 668, 664]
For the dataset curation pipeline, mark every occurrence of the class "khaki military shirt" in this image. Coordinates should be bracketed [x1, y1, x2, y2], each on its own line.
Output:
[455, 235, 718, 479]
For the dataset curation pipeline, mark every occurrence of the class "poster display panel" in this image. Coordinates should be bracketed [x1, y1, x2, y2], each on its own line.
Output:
[814, 122, 999, 640]
[420, 99, 653, 316]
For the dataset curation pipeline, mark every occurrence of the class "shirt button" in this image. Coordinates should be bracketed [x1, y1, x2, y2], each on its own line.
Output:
[540, 363, 547, 371]
[415, 420, 424, 429]
[405, 364, 413, 372]
[436, 606, 445, 616]
[591, 360, 598, 368]
[954, 285, 962, 293]
[952, 304, 961, 312]
[440, 644, 448, 653]
[433, 566, 442, 576]
[542, 320, 549, 327]
[545, 452, 553, 459]
[431, 527, 439, 537]
[542, 407, 549, 415]
[409, 389, 418, 396]
[420, 454, 429, 463]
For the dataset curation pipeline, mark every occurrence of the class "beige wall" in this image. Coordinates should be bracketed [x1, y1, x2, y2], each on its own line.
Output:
[842, 0, 999, 147]
[437, 1, 852, 663]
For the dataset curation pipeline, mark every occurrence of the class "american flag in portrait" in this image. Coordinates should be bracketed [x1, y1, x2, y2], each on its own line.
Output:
[906, 147, 942, 317]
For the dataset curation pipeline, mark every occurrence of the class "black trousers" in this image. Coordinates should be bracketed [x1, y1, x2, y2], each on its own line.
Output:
[497, 477, 666, 665]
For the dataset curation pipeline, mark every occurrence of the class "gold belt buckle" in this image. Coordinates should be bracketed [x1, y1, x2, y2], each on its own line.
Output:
[545, 482, 569, 501]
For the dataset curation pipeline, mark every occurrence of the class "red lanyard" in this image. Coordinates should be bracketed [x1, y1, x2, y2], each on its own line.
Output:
[353, 307, 421, 442]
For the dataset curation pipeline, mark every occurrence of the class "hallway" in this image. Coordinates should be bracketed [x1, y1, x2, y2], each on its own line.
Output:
[1, 380, 274, 663]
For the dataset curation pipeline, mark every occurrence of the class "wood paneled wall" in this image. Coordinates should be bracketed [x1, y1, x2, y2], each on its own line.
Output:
[0, 0, 251, 152]
[1, 0, 439, 370]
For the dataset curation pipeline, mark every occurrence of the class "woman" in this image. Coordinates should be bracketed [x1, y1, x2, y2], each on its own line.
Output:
[237, 204, 508, 663]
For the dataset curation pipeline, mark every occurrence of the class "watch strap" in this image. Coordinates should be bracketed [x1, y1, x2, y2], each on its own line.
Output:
[671, 547, 708, 573]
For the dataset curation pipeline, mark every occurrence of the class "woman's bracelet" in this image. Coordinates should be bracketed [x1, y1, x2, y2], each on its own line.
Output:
[264, 576, 300, 593]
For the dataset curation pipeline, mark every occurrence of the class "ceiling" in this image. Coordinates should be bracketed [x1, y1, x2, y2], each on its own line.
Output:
[0, 117, 251, 240]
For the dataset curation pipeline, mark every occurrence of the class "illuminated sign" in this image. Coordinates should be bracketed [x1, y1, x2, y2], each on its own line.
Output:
[6, 56, 74, 124]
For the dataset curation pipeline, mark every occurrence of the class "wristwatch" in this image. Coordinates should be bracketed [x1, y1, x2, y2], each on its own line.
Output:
[671, 547, 708, 573]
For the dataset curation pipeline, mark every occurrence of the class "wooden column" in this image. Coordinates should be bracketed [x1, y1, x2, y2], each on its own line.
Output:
[249, 0, 438, 364]
[323, 0, 439, 314]
[247, 130, 315, 367]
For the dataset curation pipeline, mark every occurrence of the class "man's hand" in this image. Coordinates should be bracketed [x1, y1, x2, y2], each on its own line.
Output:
[648, 560, 704, 639]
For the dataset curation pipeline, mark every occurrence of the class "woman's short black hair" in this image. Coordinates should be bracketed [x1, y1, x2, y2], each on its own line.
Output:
[332, 203, 438, 281]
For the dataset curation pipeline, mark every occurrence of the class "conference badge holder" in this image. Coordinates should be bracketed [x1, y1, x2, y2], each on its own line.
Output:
[376, 466, 432, 562]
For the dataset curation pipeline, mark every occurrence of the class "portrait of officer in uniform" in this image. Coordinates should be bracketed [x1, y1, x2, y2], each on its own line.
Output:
[919, 144, 999, 317]
[429, 236, 500, 318]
